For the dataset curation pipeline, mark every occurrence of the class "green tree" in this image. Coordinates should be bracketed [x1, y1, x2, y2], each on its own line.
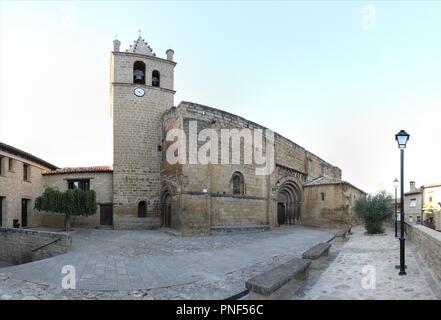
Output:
[34, 187, 96, 231]
[354, 191, 393, 234]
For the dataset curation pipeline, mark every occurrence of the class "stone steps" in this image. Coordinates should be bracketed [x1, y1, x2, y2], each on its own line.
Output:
[113, 216, 161, 230]
[210, 224, 270, 235]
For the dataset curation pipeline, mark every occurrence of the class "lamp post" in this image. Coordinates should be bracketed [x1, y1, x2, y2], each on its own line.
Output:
[421, 186, 425, 226]
[394, 178, 399, 238]
[395, 129, 410, 276]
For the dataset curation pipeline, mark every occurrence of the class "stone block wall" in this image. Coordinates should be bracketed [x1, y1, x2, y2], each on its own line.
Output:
[111, 51, 176, 228]
[302, 183, 364, 228]
[0, 227, 71, 265]
[0, 150, 51, 228]
[406, 223, 441, 283]
[160, 101, 345, 234]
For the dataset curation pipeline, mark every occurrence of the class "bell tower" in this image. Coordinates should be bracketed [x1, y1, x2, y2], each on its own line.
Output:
[110, 35, 176, 229]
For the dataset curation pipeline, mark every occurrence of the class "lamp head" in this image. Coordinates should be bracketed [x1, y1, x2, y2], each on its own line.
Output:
[395, 130, 410, 149]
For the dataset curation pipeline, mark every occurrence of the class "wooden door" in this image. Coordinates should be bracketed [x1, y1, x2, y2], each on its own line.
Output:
[163, 195, 171, 227]
[100, 204, 113, 226]
[277, 202, 286, 225]
[21, 199, 28, 227]
[0, 197, 3, 227]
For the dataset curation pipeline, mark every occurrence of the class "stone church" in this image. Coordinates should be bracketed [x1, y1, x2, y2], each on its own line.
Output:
[0, 36, 365, 234]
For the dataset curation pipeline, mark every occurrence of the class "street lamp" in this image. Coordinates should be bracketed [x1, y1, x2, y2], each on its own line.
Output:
[395, 129, 410, 276]
[393, 178, 399, 238]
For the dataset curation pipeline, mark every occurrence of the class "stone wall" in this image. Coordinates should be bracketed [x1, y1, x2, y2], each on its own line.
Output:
[41, 172, 113, 228]
[0, 227, 71, 265]
[302, 183, 364, 228]
[406, 222, 441, 283]
[0, 150, 52, 228]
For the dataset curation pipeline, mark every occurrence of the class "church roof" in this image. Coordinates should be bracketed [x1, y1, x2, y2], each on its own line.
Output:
[43, 166, 113, 175]
[304, 176, 343, 186]
[126, 36, 156, 56]
[304, 176, 366, 194]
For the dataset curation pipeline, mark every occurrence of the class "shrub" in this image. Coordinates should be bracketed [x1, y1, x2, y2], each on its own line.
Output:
[35, 187, 96, 231]
[354, 191, 393, 234]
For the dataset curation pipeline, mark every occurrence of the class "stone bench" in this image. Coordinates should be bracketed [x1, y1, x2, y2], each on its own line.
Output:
[302, 242, 331, 267]
[335, 227, 350, 242]
[245, 257, 311, 300]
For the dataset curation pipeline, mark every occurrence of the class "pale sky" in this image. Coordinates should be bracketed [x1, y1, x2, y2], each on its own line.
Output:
[0, 1, 440, 195]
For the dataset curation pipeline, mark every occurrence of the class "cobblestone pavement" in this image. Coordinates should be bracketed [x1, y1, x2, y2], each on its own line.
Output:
[298, 225, 441, 300]
[0, 225, 337, 300]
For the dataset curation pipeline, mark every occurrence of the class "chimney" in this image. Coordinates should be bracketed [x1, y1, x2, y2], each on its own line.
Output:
[113, 39, 121, 52]
[166, 49, 174, 61]
[410, 181, 416, 192]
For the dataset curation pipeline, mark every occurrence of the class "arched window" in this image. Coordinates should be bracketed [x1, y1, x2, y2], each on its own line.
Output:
[152, 70, 160, 87]
[133, 61, 146, 84]
[138, 201, 147, 217]
[232, 172, 244, 195]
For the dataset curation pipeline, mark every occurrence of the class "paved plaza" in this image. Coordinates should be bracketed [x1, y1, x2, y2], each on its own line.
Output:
[299, 225, 441, 300]
[0, 225, 336, 300]
[1, 225, 440, 300]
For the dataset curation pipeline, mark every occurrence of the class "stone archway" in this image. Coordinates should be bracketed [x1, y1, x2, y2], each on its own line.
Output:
[277, 180, 302, 225]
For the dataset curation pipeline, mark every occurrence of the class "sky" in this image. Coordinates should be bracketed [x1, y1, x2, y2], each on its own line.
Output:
[0, 1, 440, 195]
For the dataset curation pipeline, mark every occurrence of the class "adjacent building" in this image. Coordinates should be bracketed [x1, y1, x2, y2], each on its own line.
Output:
[403, 181, 441, 231]
[404, 181, 423, 223]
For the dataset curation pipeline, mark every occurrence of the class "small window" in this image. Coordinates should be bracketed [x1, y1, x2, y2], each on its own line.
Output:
[152, 70, 160, 87]
[410, 199, 416, 207]
[68, 179, 90, 191]
[23, 163, 29, 181]
[429, 196, 433, 203]
[232, 172, 244, 195]
[321, 192, 325, 201]
[8, 158, 13, 172]
[138, 201, 147, 217]
[133, 61, 146, 84]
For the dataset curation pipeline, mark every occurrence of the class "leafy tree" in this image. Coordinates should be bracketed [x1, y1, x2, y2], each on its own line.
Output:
[354, 191, 393, 234]
[34, 187, 96, 231]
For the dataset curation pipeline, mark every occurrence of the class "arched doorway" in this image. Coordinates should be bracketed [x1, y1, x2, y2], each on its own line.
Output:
[277, 180, 302, 225]
[161, 190, 172, 227]
[138, 201, 147, 217]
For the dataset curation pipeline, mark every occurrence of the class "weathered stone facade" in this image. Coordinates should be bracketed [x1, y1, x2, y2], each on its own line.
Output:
[0, 143, 56, 228]
[111, 37, 176, 229]
[302, 177, 365, 228]
[159, 102, 361, 234]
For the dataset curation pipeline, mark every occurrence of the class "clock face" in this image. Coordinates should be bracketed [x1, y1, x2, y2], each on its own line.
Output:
[133, 87, 145, 97]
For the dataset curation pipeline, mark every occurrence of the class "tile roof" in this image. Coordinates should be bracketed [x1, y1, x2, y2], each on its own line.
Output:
[304, 176, 344, 186]
[304, 176, 367, 194]
[43, 166, 113, 175]
[0, 141, 58, 170]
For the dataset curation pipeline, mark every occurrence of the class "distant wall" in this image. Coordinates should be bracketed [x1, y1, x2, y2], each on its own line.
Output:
[0, 227, 71, 265]
[406, 222, 441, 283]
[302, 183, 364, 228]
